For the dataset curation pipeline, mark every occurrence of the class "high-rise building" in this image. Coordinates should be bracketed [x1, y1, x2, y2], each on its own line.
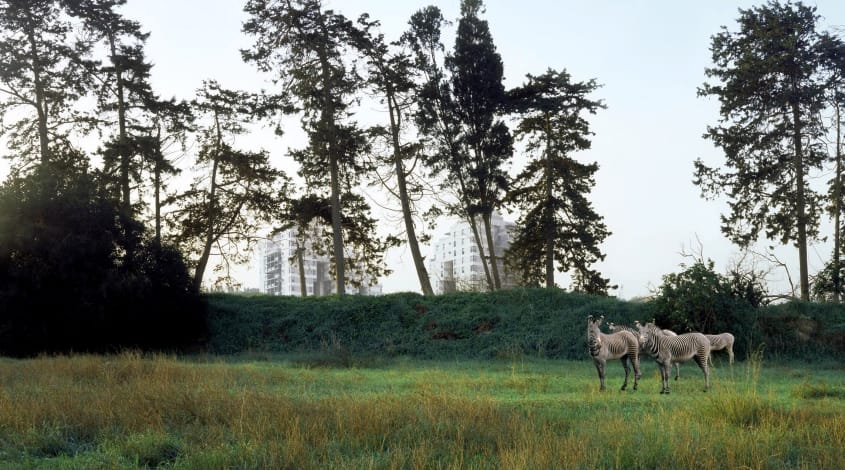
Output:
[258, 227, 382, 296]
[427, 213, 518, 293]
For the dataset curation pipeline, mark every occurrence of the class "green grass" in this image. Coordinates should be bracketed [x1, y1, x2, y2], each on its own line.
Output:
[0, 352, 843, 469]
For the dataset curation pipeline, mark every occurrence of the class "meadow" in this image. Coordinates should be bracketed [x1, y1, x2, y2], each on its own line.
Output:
[0, 351, 843, 469]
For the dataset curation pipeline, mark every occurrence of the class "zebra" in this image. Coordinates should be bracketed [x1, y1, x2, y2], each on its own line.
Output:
[610, 322, 683, 380]
[637, 321, 711, 394]
[587, 315, 641, 392]
[705, 332, 735, 364]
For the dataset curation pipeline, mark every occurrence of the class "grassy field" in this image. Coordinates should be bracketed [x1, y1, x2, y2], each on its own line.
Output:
[0, 352, 843, 469]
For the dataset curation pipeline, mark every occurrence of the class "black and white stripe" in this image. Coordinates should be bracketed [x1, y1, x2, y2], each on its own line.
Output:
[587, 315, 641, 392]
[637, 322, 711, 394]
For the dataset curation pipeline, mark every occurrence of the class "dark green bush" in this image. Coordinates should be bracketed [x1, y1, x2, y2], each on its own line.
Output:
[206, 288, 845, 363]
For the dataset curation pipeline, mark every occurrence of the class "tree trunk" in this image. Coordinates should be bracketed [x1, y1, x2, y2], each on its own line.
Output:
[791, 101, 810, 300]
[109, 36, 131, 215]
[386, 84, 434, 295]
[192, 110, 222, 291]
[316, 20, 345, 296]
[297, 244, 307, 297]
[26, 28, 50, 164]
[466, 213, 493, 291]
[832, 101, 842, 303]
[153, 128, 162, 246]
[544, 114, 555, 288]
[482, 212, 502, 290]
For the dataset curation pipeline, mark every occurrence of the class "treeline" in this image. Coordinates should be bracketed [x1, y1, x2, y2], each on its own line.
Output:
[205, 288, 845, 362]
[3, 0, 845, 354]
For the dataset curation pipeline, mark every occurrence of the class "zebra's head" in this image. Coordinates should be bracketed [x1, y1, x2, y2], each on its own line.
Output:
[637, 321, 658, 347]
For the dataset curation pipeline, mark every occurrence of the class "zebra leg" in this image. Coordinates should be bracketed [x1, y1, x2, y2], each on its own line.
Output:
[660, 362, 671, 394]
[728, 346, 734, 365]
[620, 357, 630, 391]
[632, 356, 641, 391]
[694, 353, 710, 392]
[593, 359, 607, 391]
[674, 362, 680, 381]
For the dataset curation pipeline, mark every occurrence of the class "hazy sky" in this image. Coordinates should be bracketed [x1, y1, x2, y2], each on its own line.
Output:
[4, 1, 845, 298]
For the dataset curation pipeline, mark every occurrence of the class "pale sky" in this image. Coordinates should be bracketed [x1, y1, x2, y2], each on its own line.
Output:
[4, 1, 845, 298]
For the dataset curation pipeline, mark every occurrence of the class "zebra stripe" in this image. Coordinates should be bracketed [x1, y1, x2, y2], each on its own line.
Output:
[610, 322, 683, 380]
[587, 315, 641, 392]
[705, 332, 735, 364]
[637, 322, 711, 394]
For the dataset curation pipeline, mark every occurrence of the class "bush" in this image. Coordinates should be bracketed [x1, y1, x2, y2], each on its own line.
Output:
[0, 166, 206, 356]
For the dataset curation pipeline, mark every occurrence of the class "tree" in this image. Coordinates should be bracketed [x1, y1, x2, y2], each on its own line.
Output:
[243, 0, 387, 295]
[445, 0, 513, 290]
[173, 81, 289, 291]
[696, 1, 830, 301]
[654, 260, 763, 341]
[277, 194, 332, 296]
[0, 160, 205, 356]
[0, 0, 96, 167]
[819, 34, 845, 302]
[404, 4, 503, 291]
[506, 69, 611, 293]
[71, 0, 158, 215]
[355, 16, 435, 295]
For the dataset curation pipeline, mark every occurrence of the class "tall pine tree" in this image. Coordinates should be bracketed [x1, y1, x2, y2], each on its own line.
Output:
[506, 69, 611, 293]
[696, 1, 830, 300]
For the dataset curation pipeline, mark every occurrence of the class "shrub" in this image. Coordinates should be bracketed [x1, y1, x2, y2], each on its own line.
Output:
[0, 166, 206, 356]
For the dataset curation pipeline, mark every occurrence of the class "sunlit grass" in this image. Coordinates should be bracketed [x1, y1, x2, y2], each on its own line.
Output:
[0, 352, 843, 469]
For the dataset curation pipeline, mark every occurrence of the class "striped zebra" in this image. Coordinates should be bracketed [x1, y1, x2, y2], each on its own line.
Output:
[637, 321, 711, 394]
[610, 322, 683, 380]
[587, 315, 641, 392]
[705, 333, 735, 364]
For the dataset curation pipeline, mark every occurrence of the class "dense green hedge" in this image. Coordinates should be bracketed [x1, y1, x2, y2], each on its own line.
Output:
[205, 288, 845, 361]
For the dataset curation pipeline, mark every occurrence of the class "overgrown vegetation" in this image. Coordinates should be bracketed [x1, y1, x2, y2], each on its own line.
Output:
[0, 352, 842, 469]
[0, 166, 207, 357]
[206, 288, 845, 362]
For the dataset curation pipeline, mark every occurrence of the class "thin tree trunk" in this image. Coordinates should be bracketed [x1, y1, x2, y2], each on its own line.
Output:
[316, 20, 345, 296]
[482, 212, 502, 290]
[791, 101, 810, 301]
[833, 101, 842, 303]
[297, 244, 307, 297]
[153, 127, 162, 246]
[192, 110, 222, 291]
[466, 213, 493, 291]
[386, 84, 434, 295]
[109, 36, 131, 215]
[544, 114, 555, 288]
[26, 28, 50, 164]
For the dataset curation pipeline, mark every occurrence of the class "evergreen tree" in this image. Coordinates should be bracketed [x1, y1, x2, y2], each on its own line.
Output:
[696, 1, 830, 300]
[0, 0, 96, 166]
[71, 0, 158, 215]
[446, 0, 512, 290]
[243, 0, 391, 295]
[355, 16, 435, 295]
[506, 69, 611, 294]
[173, 81, 289, 291]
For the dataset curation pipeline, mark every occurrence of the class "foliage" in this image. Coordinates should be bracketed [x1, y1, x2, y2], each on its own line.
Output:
[0, 0, 97, 165]
[505, 69, 611, 292]
[696, 0, 833, 300]
[242, 0, 393, 295]
[652, 260, 762, 358]
[206, 288, 649, 360]
[0, 164, 206, 356]
[171, 81, 289, 290]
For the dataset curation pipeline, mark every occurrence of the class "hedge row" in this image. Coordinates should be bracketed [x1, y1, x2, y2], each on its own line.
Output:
[205, 288, 845, 361]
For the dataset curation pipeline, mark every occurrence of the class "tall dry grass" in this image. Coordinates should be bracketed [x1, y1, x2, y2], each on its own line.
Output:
[0, 352, 843, 469]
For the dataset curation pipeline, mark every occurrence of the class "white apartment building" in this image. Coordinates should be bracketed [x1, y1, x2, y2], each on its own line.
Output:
[258, 227, 383, 297]
[427, 213, 518, 294]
